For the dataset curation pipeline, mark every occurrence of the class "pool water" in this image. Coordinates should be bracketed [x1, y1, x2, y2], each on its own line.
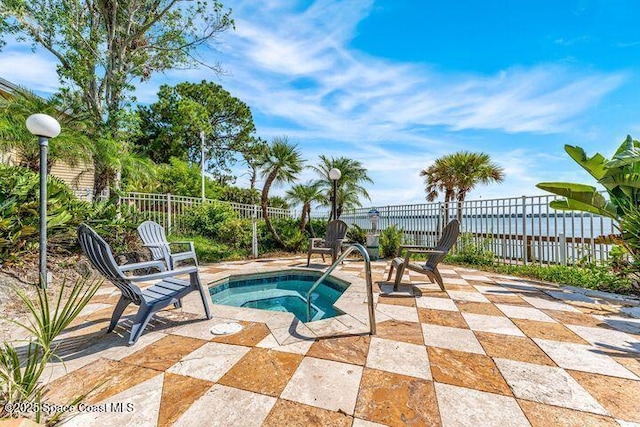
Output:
[209, 272, 348, 322]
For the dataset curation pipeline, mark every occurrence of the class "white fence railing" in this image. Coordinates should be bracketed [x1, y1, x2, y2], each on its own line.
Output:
[339, 195, 619, 266]
[119, 192, 294, 235]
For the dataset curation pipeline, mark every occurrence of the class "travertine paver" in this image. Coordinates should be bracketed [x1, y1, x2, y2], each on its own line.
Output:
[494, 358, 607, 414]
[166, 342, 250, 382]
[173, 384, 277, 427]
[435, 382, 530, 427]
[533, 338, 639, 379]
[38, 257, 640, 426]
[366, 336, 432, 380]
[280, 357, 364, 413]
[421, 323, 485, 354]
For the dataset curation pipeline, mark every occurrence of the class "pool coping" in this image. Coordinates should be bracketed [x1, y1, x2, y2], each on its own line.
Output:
[203, 265, 372, 345]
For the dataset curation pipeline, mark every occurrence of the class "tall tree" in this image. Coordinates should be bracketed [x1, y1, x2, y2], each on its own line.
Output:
[311, 156, 373, 219]
[0, 0, 233, 191]
[134, 81, 258, 183]
[451, 152, 505, 202]
[0, 87, 92, 172]
[286, 181, 324, 232]
[420, 151, 504, 221]
[256, 137, 305, 248]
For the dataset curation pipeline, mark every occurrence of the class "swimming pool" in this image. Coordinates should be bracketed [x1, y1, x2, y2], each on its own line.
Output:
[209, 271, 348, 322]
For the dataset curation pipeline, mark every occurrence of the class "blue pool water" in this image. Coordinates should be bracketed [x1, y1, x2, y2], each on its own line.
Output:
[209, 272, 348, 322]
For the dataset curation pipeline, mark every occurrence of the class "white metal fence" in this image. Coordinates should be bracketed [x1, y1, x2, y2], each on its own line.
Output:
[339, 195, 619, 266]
[119, 192, 294, 235]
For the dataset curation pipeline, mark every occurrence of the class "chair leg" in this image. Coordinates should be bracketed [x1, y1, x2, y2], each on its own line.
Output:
[321, 254, 325, 262]
[307, 251, 312, 267]
[432, 267, 445, 291]
[193, 274, 212, 320]
[108, 296, 131, 333]
[393, 264, 406, 291]
[129, 305, 155, 345]
[173, 299, 182, 309]
[387, 264, 395, 281]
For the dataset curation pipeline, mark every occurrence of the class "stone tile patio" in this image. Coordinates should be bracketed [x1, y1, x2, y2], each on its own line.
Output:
[39, 256, 640, 426]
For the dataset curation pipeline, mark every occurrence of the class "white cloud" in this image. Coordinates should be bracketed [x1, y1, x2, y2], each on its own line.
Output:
[0, 49, 60, 94]
[0, 0, 629, 207]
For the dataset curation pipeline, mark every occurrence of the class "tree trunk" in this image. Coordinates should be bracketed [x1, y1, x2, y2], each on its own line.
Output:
[299, 202, 309, 232]
[261, 171, 286, 248]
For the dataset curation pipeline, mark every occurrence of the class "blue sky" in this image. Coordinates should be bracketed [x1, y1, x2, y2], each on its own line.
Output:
[2, 0, 639, 206]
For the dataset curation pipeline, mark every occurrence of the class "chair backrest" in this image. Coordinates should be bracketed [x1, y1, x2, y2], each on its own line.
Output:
[137, 220, 168, 261]
[425, 219, 460, 269]
[324, 220, 348, 247]
[78, 224, 142, 303]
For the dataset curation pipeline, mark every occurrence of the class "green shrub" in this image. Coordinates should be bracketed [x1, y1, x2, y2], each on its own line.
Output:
[379, 224, 403, 258]
[0, 165, 136, 263]
[492, 263, 631, 294]
[257, 217, 302, 253]
[346, 224, 367, 245]
[446, 232, 494, 266]
[182, 202, 241, 239]
[168, 234, 247, 262]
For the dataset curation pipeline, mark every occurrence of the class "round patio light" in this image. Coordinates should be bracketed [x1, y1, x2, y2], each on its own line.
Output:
[329, 168, 341, 181]
[26, 113, 61, 138]
[27, 113, 61, 289]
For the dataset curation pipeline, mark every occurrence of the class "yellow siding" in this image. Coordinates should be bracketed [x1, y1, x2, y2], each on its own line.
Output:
[1, 150, 95, 200]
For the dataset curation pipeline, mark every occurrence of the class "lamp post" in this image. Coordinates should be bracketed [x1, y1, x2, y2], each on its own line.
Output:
[329, 168, 341, 220]
[200, 130, 206, 201]
[26, 114, 61, 289]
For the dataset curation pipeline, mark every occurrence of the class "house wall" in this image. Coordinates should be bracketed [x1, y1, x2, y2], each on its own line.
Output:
[1, 148, 96, 200]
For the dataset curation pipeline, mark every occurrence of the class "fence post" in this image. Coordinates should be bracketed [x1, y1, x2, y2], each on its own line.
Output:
[167, 193, 172, 234]
[558, 233, 567, 265]
[522, 195, 528, 265]
[252, 205, 258, 258]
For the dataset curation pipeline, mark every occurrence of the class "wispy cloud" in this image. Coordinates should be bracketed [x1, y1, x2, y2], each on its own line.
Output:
[0, 0, 630, 205]
[208, 0, 625, 143]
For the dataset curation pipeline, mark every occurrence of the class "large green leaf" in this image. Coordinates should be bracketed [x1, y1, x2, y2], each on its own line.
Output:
[606, 135, 640, 168]
[549, 199, 617, 219]
[536, 182, 619, 218]
[564, 145, 608, 180]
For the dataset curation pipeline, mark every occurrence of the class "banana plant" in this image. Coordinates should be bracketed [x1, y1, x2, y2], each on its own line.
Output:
[537, 135, 640, 221]
[537, 135, 640, 261]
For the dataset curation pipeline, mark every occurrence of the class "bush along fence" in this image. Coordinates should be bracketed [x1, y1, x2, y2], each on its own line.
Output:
[119, 192, 295, 257]
[339, 194, 619, 266]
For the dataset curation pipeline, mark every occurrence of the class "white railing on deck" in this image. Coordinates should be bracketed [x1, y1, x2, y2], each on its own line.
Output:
[338, 194, 618, 266]
[120, 192, 294, 234]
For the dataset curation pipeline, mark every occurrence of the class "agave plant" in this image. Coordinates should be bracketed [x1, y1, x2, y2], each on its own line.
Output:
[537, 135, 640, 259]
[0, 277, 101, 424]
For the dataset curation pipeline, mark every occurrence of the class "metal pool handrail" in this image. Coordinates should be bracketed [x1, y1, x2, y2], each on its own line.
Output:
[305, 243, 376, 335]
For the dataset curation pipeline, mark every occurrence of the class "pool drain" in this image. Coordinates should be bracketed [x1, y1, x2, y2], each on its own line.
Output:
[210, 322, 243, 335]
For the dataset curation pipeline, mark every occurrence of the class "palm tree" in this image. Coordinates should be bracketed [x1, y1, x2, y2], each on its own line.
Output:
[256, 136, 305, 248]
[286, 181, 324, 232]
[421, 151, 504, 221]
[0, 87, 92, 172]
[311, 156, 373, 219]
[451, 151, 505, 202]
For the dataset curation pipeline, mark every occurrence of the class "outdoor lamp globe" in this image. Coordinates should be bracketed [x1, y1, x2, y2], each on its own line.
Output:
[329, 168, 341, 181]
[26, 114, 61, 138]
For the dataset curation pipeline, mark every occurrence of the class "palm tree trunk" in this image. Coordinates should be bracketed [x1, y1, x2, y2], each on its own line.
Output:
[261, 171, 286, 248]
[299, 202, 309, 232]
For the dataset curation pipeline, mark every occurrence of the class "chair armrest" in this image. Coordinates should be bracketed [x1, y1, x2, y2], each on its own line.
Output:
[119, 260, 166, 273]
[309, 238, 325, 248]
[406, 249, 446, 256]
[400, 245, 435, 250]
[142, 243, 169, 248]
[128, 266, 199, 282]
[170, 241, 195, 253]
